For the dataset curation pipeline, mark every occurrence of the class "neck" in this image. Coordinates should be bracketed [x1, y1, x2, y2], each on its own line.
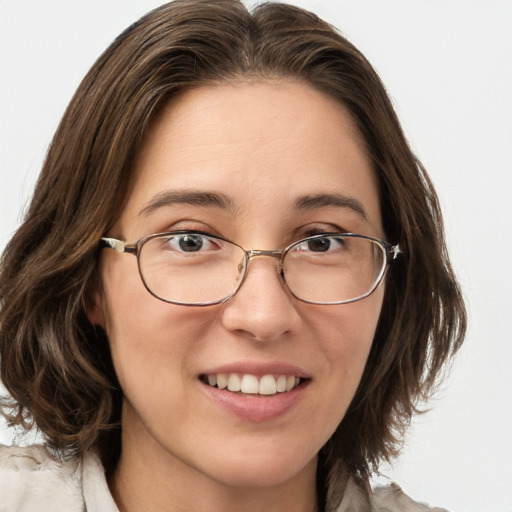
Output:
[110, 453, 319, 512]
[109, 419, 319, 512]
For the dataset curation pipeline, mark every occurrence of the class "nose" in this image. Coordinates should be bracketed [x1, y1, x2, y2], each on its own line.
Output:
[220, 255, 301, 342]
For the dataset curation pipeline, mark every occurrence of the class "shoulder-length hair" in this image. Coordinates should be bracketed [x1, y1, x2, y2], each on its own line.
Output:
[0, 0, 466, 477]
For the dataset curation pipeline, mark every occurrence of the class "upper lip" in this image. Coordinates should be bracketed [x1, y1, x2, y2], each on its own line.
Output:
[200, 361, 311, 379]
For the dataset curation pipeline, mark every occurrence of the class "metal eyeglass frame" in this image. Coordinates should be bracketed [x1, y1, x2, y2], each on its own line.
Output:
[100, 230, 401, 306]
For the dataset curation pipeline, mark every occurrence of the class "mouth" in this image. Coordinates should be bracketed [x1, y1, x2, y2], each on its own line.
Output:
[200, 373, 307, 396]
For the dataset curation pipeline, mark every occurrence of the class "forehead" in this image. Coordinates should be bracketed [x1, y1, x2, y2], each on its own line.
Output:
[120, 80, 381, 237]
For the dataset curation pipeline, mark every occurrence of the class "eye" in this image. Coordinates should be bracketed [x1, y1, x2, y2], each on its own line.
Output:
[305, 236, 331, 252]
[295, 235, 345, 253]
[166, 233, 220, 252]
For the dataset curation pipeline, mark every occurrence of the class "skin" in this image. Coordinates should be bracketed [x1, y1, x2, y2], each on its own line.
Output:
[90, 80, 385, 512]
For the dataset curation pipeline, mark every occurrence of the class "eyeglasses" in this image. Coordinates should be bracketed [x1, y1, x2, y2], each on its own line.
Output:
[100, 231, 401, 306]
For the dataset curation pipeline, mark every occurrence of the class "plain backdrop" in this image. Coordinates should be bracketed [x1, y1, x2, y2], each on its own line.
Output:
[1, 1, 511, 511]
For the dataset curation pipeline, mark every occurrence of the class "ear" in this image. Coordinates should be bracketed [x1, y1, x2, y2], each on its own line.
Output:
[87, 286, 106, 329]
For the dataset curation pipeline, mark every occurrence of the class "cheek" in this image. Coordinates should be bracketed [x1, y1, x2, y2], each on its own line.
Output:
[105, 296, 207, 371]
[98, 259, 214, 393]
[292, 294, 383, 451]
[307, 288, 384, 407]
[312, 287, 383, 360]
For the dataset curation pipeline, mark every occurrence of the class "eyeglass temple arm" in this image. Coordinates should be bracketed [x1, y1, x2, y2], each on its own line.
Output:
[389, 243, 401, 262]
[100, 237, 137, 255]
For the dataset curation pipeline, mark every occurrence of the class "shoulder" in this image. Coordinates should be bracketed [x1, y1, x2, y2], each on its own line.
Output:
[327, 461, 450, 512]
[336, 478, 449, 512]
[0, 444, 84, 512]
[373, 482, 450, 512]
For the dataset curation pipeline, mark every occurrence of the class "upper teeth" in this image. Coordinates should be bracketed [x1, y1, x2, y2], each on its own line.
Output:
[206, 374, 300, 395]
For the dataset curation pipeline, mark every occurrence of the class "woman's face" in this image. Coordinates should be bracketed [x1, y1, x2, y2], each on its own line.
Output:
[92, 81, 384, 491]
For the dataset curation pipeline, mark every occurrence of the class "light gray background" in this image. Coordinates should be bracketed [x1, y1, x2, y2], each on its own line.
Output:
[1, 1, 511, 511]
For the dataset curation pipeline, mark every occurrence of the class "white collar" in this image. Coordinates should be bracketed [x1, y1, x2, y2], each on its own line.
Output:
[82, 451, 119, 512]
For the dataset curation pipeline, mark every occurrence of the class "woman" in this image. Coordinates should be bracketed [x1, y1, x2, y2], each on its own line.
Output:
[0, 1, 466, 511]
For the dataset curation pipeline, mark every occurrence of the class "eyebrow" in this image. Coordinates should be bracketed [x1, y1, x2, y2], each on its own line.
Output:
[139, 189, 369, 221]
[293, 193, 369, 220]
[139, 190, 236, 216]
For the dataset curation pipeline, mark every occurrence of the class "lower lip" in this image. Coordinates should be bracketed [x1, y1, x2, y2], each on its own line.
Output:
[200, 380, 309, 422]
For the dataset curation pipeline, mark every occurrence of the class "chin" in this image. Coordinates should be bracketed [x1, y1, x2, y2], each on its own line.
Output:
[198, 446, 318, 490]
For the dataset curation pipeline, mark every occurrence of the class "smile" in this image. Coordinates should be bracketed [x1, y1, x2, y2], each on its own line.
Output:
[201, 373, 304, 396]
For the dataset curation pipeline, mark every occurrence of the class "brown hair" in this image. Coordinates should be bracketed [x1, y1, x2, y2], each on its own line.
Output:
[0, 0, 466, 477]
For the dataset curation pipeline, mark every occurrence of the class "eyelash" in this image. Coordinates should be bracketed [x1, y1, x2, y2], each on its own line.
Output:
[163, 220, 219, 235]
[153, 221, 348, 245]
[302, 224, 346, 237]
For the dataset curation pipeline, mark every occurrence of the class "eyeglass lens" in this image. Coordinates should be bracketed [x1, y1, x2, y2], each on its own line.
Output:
[137, 233, 387, 305]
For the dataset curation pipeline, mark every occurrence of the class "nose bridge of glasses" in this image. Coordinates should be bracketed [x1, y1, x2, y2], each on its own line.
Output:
[241, 249, 286, 290]
[246, 249, 284, 261]
[244, 249, 285, 279]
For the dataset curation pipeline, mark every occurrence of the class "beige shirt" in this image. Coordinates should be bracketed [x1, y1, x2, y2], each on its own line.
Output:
[0, 444, 448, 512]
